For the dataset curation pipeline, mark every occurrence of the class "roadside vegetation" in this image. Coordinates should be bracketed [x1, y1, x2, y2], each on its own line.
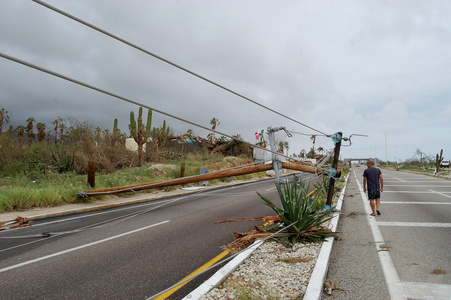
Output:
[377, 148, 450, 178]
[0, 108, 261, 212]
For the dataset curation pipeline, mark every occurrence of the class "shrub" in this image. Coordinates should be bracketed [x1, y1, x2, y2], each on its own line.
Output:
[258, 179, 335, 244]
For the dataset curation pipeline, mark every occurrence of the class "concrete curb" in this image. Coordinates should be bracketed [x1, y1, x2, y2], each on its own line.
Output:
[303, 172, 349, 299]
[183, 240, 264, 300]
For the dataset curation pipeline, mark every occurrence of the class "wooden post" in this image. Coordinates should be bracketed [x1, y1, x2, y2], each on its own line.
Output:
[181, 163, 185, 178]
[87, 161, 96, 188]
[327, 132, 342, 206]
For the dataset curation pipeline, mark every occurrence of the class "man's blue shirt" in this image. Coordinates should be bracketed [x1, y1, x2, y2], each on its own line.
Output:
[363, 167, 381, 190]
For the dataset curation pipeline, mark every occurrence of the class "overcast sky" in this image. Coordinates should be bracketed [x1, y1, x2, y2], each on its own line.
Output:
[1, 0, 450, 162]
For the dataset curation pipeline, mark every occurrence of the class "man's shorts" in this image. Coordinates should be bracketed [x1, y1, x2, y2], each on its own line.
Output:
[368, 189, 381, 200]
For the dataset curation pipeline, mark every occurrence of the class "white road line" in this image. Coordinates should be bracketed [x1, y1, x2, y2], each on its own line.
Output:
[382, 202, 451, 205]
[401, 282, 451, 299]
[32, 200, 175, 227]
[0, 220, 170, 273]
[430, 189, 451, 199]
[393, 177, 406, 182]
[354, 171, 405, 299]
[384, 185, 450, 187]
[377, 222, 451, 228]
[382, 191, 449, 193]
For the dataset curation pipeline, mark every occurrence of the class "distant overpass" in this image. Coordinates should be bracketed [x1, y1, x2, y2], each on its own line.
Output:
[343, 158, 381, 166]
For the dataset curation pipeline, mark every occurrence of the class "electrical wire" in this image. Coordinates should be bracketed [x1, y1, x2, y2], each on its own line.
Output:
[0, 196, 186, 254]
[0, 51, 307, 165]
[31, 0, 329, 137]
[290, 130, 329, 137]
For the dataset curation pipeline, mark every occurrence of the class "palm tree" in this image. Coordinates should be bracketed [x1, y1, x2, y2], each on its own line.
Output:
[186, 129, 194, 137]
[0, 108, 10, 134]
[284, 141, 289, 156]
[26, 117, 35, 146]
[15, 125, 25, 145]
[209, 117, 220, 144]
[310, 135, 317, 158]
[37, 122, 46, 142]
[278, 141, 284, 153]
[53, 117, 63, 144]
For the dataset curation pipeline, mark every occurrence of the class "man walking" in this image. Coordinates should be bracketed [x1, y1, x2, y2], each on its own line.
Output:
[363, 159, 384, 216]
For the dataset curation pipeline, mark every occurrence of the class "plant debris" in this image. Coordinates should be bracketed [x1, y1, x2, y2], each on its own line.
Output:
[324, 280, 343, 295]
[214, 215, 281, 224]
[0, 216, 31, 231]
[431, 269, 447, 275]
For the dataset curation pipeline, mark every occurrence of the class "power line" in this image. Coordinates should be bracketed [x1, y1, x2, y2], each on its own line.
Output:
[0, 51, 292, 161]
[0, 52, 231, 142]
[32, 0, 329, 137]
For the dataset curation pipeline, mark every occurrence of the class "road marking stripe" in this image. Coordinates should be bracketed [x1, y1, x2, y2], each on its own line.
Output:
[154, 250, 230, 300]
[383, 191, 451, 193]
[354, 170, 405, 299]
[402, 282, 451, 299]
[384, 185, 451, 187]
[377, 222, 451, 228]
[0, 220, 170, 273]
[430, 189, 451, 198]
[381, 202, 451, 205]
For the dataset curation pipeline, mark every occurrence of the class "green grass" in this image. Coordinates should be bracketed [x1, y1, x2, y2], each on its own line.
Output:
[0, 154, 262, 212]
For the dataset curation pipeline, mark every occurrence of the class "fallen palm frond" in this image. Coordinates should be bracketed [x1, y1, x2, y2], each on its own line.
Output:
[222, 179, 336, 251]
[223, 226, 291, 252]
[215, 215, 281, 224]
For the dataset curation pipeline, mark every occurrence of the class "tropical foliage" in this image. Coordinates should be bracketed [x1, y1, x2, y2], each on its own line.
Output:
[257, 179, 335, 244]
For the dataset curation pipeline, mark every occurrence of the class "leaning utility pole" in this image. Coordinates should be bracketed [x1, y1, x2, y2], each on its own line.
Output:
[267, 126, 292, 184]
[326, 132, 342, 206]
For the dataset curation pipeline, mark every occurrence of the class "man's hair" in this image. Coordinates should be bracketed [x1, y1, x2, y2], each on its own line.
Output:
[367, 159, 375, 166]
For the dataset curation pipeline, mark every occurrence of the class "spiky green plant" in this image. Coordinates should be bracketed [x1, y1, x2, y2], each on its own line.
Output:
[50, 146, 74, 173]
[257, 179, 335, 243]
[313, 175, 330, 210]
[130, 107, 152, 167]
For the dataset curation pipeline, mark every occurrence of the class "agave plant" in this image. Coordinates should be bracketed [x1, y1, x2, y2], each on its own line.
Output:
[257, 179, 335, 243]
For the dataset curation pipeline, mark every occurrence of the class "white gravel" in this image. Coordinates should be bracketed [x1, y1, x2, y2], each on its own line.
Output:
[200, 241, 323, 300]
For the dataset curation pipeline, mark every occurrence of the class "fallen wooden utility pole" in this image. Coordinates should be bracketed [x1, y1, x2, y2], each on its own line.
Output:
[80, 161, 327, 198]
[81, 163, 272, 197]
[281, 161, 323, 174]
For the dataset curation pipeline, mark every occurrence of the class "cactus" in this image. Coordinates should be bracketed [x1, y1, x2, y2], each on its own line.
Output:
[130, 107, 152, 167]
[150, 120, 172, 162]
[435, 149, 444, 173]
[112, 118, 119, 146]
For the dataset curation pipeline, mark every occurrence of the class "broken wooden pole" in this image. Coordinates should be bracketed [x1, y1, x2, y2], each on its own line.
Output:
[281, 161, 323, 174]
[181, 162, 185, 178]
[82, 163, 275, 197]
[87, 161, 96, 188]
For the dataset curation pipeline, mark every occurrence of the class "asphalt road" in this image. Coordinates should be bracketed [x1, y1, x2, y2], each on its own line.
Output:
[0, 174, 318, 299]
[376, 168, 451, 298]
[326, 166, 451, 299]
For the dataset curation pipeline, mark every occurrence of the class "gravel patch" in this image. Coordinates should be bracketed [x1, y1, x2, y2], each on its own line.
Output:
[200, 241, 323, 300]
